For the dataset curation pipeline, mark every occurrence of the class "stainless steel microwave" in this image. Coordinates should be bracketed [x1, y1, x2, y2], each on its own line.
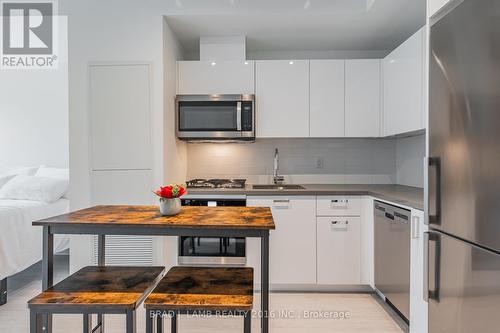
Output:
[176, 94, 255, 141]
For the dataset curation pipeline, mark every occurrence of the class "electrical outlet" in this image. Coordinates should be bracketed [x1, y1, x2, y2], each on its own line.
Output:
[316, 157, 324, 169]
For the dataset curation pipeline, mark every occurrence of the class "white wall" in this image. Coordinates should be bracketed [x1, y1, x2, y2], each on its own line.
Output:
[0, 18, 68, 168]
[61, 0, 172, 271]
[163, 19, 187, 184]
[395, 134, 425, 187]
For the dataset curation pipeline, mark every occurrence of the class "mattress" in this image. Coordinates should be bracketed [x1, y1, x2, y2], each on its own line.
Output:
[0, 199, 69, 280]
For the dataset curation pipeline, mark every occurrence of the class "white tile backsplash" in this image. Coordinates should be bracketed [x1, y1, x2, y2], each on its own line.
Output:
[186, 138, 402, 184]
[396, 134, 425, 188]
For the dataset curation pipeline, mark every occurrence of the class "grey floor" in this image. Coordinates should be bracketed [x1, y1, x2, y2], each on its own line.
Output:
[0, 256, 407, 333]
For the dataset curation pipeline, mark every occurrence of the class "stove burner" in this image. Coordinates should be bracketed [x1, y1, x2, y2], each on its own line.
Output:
[186, 179, 246, 189]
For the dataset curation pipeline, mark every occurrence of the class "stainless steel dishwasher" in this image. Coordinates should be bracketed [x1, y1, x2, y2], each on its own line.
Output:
[374, 200, 411, 323]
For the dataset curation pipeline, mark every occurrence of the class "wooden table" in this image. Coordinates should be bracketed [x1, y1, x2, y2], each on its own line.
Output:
[33, 205, 275, 333]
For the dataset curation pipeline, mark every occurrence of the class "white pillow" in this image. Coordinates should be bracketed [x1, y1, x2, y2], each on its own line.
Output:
[0, 165, 39, 176]
[0, 175, 69, 203]
[35, 166, 69, 180]
[0, 174, 16, 189]
[35, 166, 69, 198]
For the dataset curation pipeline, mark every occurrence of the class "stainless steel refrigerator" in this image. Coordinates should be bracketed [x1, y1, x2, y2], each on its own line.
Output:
[427, 0, 500, 331]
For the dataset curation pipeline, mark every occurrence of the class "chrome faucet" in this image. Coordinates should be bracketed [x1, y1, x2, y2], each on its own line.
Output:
[273, 148, 285, 185]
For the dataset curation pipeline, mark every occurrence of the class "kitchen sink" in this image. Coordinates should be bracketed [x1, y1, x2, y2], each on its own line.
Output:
[252, 184, 305, 190]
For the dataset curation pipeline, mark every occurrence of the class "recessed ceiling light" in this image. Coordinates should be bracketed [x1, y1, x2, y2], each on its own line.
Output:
[289, 61, 294, 65]
[211, 62, 216, 66]
[244, 61, 249, 65]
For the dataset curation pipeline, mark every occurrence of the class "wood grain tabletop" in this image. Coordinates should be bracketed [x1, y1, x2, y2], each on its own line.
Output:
[33, 205, 275, 230]
[145, 266, 253, 311]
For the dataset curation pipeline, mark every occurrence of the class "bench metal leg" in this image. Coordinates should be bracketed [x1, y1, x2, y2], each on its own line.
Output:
[243, 311, 252, 333]
[146, 310, 153, 333]
[157, 314, 163, 333]
[146, 309, 164, 333]
[244, 311, 251, 333]
[83, 314, 93, 333]
[126, 310, 136, 333]
[261, 232, 269, 333]
[30, 310, 41, 333]
[0, 278, 6, 306]
[41, 226, 54, 333]
[171, 313, 177, 333]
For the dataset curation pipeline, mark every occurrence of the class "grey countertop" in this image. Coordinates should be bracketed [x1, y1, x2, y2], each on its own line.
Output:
[186, 184, 424, 210]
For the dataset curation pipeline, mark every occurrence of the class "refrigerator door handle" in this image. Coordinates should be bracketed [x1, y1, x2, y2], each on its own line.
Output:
[424, 231, 441, 302]
[428, 157, 442, 225]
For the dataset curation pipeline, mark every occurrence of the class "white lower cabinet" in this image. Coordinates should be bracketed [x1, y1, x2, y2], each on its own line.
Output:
[317, 217, 361, 285]
[410, 209, 428, 333]
[247, 196, 316, 285]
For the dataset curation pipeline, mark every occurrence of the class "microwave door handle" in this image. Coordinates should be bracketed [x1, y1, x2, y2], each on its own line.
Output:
[236, 101, 242, 131]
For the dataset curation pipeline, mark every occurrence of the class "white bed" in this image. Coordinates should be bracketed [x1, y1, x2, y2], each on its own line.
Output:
[0, 198, 69, 280]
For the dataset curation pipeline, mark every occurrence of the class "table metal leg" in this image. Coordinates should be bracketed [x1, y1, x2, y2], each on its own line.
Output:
[30, 310, 41, 333]
[261, 232, 269, 333]
[83, 314, 93, 333]
[97, 235, 106, 332]
[41, 226, 54, 333]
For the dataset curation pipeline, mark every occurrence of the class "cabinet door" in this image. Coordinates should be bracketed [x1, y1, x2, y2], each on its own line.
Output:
[177, 60, 254, 94]
[256, 60, 310, 138]
[410, 209, 428, 333]
[383, 28, 425, 136]
[310, 60, 345, 137]
[247, 196, 316, 284]
[317, 217, 361, 285]
[345, 59, 381, 137]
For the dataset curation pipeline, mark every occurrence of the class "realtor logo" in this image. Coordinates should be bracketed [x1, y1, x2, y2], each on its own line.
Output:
[1, 1, 57, 69]
[3, 2, 53, 54]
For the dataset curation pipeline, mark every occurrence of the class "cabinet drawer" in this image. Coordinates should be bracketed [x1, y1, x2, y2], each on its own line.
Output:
[317, 217, 361, 285]
[316, 196, 361, 216]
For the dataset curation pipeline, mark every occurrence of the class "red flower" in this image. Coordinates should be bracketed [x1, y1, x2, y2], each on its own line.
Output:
[154, 184, 187, 199]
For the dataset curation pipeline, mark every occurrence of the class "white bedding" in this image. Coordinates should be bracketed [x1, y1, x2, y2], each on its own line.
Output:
[0, 199, 69, 280]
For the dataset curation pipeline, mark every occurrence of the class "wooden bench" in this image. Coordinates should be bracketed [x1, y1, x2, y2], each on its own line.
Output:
[145, 266, 254, 333]
[28, 266, 165, 333]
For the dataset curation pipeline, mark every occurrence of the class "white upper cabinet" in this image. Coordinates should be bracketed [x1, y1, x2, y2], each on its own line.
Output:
[310, 60, 345, 137]
[177, 60, 255, 95]
[256, 60, 310, 138]
[345, 59, 381, 137]
[382, 28, 425, 136]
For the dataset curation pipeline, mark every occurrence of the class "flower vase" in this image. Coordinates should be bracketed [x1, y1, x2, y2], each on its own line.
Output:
[159, 198, 182, 216]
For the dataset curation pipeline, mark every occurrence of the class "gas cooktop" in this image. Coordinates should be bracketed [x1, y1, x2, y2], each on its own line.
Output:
[186, 179, 247, 189]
